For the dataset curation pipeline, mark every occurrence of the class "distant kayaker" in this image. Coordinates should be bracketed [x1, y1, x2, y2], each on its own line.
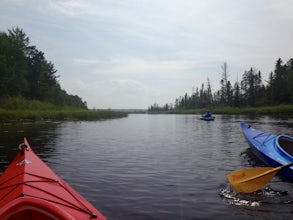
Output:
[204, 111, 211, 117]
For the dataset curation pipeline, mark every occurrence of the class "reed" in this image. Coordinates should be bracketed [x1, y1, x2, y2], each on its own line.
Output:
[0, 109, 128, 121]
[167, 105, 293, 115]
[0, 97, 128, 121]
[213, 105, 293, 115]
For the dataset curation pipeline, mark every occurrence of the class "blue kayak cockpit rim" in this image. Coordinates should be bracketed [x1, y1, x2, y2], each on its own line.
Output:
[275, 135, 293, 160]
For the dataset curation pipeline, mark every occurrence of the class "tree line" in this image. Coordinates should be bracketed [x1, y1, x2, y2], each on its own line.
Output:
[0, 27, 87, 109]
[148, 59, 293, 112]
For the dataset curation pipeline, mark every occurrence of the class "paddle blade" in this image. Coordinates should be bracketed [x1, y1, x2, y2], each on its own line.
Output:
[227, 167, 279, 193]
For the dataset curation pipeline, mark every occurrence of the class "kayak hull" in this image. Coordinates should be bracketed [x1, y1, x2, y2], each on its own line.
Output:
[240, 122, 293, 179]
[199, 116, 215, 121]
[0, 138, 107, 220]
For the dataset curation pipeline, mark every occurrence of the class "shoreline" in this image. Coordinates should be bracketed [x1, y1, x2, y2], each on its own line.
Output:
[151, 104, 293, 115]
[0, 109, 128, 122]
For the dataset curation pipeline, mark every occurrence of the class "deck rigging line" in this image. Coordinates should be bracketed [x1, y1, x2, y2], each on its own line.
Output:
[0, 171, 97, 218]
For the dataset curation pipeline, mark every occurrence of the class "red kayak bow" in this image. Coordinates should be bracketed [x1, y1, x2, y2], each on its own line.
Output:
[0, 138, 107, 220]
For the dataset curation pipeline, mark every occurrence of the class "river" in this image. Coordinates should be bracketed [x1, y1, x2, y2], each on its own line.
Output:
[0, 114, 293, 220]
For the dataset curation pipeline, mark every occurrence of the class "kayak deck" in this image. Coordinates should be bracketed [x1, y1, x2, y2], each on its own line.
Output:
[0, 173, 98, 219]
[0, 138, 107, 220]
[241, 122, 293, 179]
[250, 130, 293, 158]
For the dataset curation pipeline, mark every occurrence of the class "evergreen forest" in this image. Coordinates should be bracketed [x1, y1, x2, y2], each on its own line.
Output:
[0, 27, 87, 109]
[148, 59, 293, 112]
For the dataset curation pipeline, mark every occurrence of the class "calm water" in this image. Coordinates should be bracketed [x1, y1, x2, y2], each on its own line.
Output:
[1, 114, 293, 220]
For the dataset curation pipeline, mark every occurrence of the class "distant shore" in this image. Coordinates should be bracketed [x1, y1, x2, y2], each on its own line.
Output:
[154, 104, 293, 116]
[0, 109, 128, 122]
[2, 104, 293, 122]
[0, 97, 128, 122]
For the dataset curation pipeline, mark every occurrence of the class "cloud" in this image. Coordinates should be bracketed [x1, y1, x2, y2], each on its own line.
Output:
[60, 77, 154, 109]
[61, 55, 222, 108]
[48, 0, 94, 17]
[90, 57, 197, 78]
[2, 0, 293, 108]
[73, 58, 99, 66]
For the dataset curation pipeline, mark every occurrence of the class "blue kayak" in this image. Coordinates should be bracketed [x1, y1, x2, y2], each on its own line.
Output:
[199, 116, 215, 121]
[240, 122, 293, 179]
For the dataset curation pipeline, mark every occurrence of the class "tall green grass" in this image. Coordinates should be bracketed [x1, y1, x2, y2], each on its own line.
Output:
[0, 97, 128, 121]
[0, 109, 128, 121]
[0, 97, 58, 110]
[167, 105, 293, 115]
[213, 105, 293, 115]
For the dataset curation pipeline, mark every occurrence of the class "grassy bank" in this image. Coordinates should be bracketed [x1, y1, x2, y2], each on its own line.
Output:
[0, 97, 128, 121]
[167, 104, 293, 115]
[0, 109, 128, 121]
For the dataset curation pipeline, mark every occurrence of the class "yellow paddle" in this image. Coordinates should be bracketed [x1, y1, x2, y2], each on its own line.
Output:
[227, 162, 293, 193]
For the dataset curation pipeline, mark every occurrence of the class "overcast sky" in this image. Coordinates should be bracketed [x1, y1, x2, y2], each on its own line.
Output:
[1, 0, 293, 109]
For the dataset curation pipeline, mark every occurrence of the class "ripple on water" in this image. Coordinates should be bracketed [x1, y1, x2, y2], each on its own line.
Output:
[219, 184, 293, 207]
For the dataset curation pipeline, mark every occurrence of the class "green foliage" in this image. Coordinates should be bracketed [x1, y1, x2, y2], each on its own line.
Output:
[0, 97, 128, 121]
[0, 27, 128, 121]
[0, 97, 57, 110]
[149, 59, 293, 113]
[0, 27, 87, 109]
[165, 105, 293, 115]
[0, 30, 28, 98]
[0, 109, 128, 121]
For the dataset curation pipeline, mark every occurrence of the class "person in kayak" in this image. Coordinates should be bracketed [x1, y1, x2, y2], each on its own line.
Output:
[203, 111, 212, 117]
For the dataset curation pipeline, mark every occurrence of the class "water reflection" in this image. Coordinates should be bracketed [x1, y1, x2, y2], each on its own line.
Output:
[0, 121, 61, 172]
[0, 115, 293, 219]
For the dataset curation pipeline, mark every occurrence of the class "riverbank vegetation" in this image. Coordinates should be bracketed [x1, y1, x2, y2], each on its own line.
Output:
[0, 27, 86, 109]
[149, 59, 293, 114]
[0, 108, 128, 122]
[0, 27, 127, 121]
[0, 97, 127, 121]
[167, 105, 293, 116]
